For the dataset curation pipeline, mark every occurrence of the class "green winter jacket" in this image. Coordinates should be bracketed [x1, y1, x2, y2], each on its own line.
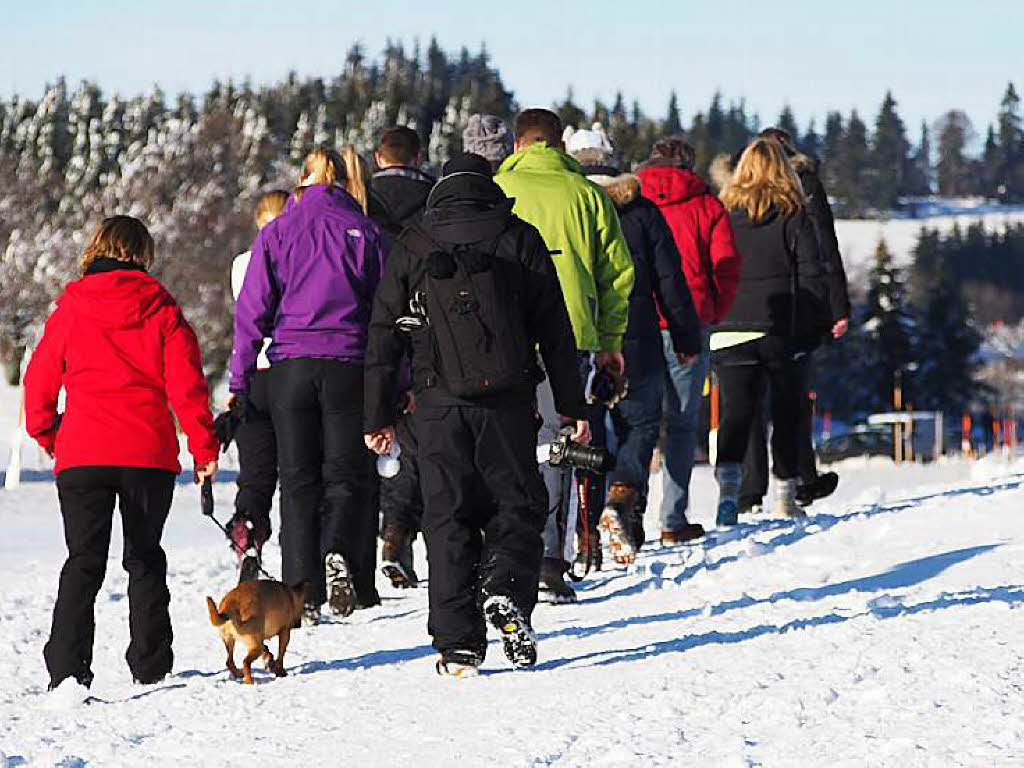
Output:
[495, 143, 634, 352]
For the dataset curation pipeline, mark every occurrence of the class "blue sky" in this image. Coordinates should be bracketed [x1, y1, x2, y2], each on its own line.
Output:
[1, 0, 1020, 139]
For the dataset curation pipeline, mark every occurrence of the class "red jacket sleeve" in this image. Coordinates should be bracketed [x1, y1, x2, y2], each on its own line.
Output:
[707, 199, 742, 324]
[162, 305, 219, 468]
[23, 307, 68, 454]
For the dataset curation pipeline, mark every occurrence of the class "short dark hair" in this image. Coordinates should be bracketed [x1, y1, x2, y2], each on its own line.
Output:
[82, 215, 155, 272]
[758, 127, 797, 156]
[377, 126, 421, 166]
[514, 109, 562, 146]
[650, 135, 696, 170]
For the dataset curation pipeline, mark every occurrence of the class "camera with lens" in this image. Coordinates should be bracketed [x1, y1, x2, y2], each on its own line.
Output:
[542, 426, 614, 474]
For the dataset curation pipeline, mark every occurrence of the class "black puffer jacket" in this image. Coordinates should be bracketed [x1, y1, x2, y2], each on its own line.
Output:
[582, 165, 701, 374]
[364, 169, 586, 430]
[718, 206, 830, 352]
[367, 167, 436, 238]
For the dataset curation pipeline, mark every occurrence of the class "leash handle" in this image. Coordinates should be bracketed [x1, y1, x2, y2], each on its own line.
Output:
[201, 477, 214, 517]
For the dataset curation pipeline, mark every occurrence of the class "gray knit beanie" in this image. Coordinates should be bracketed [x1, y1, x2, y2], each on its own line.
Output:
[462, 114, 513, 168]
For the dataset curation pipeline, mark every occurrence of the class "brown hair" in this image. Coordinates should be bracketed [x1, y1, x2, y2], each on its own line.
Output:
[650, 135, 696, 170]
[758, 127, 797, 156]
[296, 147, 347, 200]
[254, 190, 289, 230]
[81, 216, 155, 273]
[376, 126, 421, 166]
[720, 138, 806, 222]
[514, 109, 562, 147]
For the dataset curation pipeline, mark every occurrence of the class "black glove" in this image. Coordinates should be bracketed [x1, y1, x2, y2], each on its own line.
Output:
[213, 397, 247, 452]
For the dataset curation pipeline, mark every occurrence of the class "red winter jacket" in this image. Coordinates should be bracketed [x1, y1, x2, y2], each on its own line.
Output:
[24, 268, 218, 474]
[636, 164, 741, 326]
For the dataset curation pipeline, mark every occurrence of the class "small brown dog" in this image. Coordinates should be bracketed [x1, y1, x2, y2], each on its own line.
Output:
[206, 579, 308, 685]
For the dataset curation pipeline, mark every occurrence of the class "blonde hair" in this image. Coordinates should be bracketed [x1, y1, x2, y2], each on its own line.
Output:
[720, 137, 805, 222]
[341, 146, 369, 214]
[81, 215, 155, 273]
[255, 189, 289, 230]
[296, 146, 369, 213]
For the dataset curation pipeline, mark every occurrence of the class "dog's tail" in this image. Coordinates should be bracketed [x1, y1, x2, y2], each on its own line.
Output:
[206, 596, 230, 627]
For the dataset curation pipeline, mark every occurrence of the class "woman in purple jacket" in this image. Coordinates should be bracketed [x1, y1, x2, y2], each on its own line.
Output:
[230, 147, 387, 625]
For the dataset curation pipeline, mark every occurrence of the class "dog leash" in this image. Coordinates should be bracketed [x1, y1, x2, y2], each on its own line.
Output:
[200, 478, 276, 581]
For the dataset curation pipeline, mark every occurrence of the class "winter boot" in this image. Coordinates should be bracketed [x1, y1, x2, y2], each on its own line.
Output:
[738, 496, 764, 516]
[483, 595, 538, 668]
[773, 478, 806, 519]
[570, 530, 602, 580]
[300, 603, 320, 628]
[629, 492, 647, 551]
[324, 552, 356, 617]
[540, 557, 578, 603]
[599, 482, 638, 565]
[715, 462, 742, 526]
[796, 471, 839, 507]
[436, 648, 483, 678]
[660, 522, 706, 545]
[380, 523, 419, 588]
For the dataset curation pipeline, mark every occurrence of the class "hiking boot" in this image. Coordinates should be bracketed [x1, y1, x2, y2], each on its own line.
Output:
[773, 478, 806, 519]
[483, 595, 537, 668]
[436, 648, 483, 678]
[381, 523, 419, 588]
[324, 553, 356, 617]
[715, 462, 741, 526]
[539, 557, 577, 603]
[738, 496, 764, 516]
[660, 522, 706, 545]
[796, 471, 839, 507]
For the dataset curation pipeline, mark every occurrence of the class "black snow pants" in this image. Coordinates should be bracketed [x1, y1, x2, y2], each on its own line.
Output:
[379, 414, 423, 533]
[266, 358, 376, 606]
[739, 359, 819, 504]
[416, 403, 547, 655]
[46, 466, 176, 688]
[233, 370, 276, 542]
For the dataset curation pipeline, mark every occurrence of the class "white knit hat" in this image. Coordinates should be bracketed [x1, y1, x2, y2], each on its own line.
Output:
[563, 123, 614, 157]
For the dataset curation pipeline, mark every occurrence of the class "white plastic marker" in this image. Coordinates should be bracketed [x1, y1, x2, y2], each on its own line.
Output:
[5, 396, 24, 490]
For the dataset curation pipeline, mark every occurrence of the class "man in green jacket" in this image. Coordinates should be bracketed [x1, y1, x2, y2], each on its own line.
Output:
[495, 108, 635, 602]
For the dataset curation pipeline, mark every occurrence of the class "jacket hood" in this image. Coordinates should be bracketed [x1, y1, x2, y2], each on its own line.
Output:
[636, 165, 709, 205]
[423, 171, 514, 244]
[580, 164, 640, 208]
[496, 141, 583, 176]
[59, 270, 172, 329]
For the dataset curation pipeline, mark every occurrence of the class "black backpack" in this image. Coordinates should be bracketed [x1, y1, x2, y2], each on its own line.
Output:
[405, 227, 533, 398]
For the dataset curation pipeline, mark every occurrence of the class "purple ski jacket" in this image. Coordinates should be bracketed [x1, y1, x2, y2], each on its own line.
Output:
[229, 184, 387, 394]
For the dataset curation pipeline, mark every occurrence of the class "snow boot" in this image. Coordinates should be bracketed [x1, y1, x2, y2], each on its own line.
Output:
[570, 532, 602, 580]
[660, 522, 705, 545]
[773, 478, 806, 519]
[380, 523, 419, 589]
[796, 471, 839, 507]
[600, 482, 638, 565]
[629, 492, 647, 551]
[540, 557, 578, 603]
[436, 648, 483, 678]
[715, 462, 742, 526]
[300, 603, 320, 627]
[738, 496, 764, 516]
[325, 552, 356, 617]
[483, 595, 538, 668]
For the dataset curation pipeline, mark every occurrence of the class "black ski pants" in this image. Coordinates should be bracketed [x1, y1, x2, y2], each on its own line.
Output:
[739, 361, 819, 503]
[266, 358, 375, 606]
[714, 338, 808, 482]
[379, 414, 423, 533]
[46, 466, 175, 688]
[416, 404, 546, 655]
[233, 370, 276, 542]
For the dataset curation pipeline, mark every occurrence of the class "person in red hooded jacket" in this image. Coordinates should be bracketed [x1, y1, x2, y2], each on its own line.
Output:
[24, 216, 218, 693]
[636, 137, 741, 542]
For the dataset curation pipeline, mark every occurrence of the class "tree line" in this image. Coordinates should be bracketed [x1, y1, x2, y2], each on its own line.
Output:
[0, 39, 1020, 383]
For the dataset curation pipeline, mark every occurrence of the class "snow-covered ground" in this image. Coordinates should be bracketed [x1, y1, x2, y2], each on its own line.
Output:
[834, 204, 1024, 292]
[2, 439, 1023, 766]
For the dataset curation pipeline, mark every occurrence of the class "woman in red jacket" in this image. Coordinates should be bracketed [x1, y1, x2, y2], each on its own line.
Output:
[24, 216, 219, 692]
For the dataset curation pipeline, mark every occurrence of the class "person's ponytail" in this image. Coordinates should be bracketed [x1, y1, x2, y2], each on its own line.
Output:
[341, 146, 369, 214]
[296, 147, 345, 200]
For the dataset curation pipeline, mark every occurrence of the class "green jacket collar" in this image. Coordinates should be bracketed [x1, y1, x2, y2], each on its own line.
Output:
[497, 141, 583, 175]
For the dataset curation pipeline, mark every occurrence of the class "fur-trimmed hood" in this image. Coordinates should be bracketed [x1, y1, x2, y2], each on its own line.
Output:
[580, 164, 640, 208]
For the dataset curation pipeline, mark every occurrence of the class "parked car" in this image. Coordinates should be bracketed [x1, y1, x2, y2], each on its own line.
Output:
[817, 426, 894, 464]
